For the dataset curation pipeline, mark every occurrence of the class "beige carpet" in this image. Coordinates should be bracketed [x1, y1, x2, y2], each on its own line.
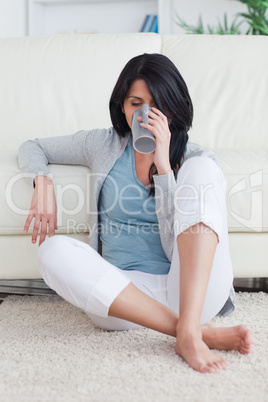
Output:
[0, 292, 267, 402]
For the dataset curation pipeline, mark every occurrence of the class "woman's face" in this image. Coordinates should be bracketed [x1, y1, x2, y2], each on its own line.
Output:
[122, 79, 156, 129]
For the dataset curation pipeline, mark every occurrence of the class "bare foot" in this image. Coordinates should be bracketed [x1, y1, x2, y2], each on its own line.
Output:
[202, 324, 252, 355]
[175, 324, 227, 373]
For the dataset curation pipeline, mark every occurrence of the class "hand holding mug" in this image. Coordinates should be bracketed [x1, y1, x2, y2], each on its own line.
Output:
[131, 104, 156, 154]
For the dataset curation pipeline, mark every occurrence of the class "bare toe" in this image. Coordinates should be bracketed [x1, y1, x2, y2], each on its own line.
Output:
[239, 326, 252, 354]
[175, 328, 227, 374]
[202, 324, 252, 354]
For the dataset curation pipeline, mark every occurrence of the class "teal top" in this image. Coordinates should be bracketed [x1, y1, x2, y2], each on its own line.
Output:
[99, 138, 170, 275]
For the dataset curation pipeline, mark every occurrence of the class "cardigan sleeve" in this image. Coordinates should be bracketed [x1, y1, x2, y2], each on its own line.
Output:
[18, 128, 112, 185]
[153, 171, 177, 262]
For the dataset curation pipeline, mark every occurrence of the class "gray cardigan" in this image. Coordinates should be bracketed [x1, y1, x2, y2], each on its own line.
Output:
[18, 127, 218, 262]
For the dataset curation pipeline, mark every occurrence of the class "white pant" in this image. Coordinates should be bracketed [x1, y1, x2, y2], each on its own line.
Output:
[38, 157, 233, 330]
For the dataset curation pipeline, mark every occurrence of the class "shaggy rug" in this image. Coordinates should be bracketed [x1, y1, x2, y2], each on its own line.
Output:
[0, 292, 267, 402]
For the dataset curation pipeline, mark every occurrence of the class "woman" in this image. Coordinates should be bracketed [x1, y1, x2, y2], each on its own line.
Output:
[18, 53, 251, 374]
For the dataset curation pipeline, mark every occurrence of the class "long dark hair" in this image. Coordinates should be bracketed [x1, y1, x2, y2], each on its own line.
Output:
[109, 53, 193, 194]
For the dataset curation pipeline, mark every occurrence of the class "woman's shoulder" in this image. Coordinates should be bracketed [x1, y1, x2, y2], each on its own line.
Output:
[85, 127, 130, 152]
[85, 127, 128, 142]
[83, 126, 117, 142]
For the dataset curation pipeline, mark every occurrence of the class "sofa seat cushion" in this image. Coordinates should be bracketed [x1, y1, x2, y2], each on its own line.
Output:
[215, 148, 268, 232]
[2, 148, 267, 235]
[2, 150, 90, 235]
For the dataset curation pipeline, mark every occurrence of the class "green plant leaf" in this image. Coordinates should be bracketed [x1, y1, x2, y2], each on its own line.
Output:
[174, 0, 268, 36]
[174, 13, 205, 34]
[232, 0, 268, 35]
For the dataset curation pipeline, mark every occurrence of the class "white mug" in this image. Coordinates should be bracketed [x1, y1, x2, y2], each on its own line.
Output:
[131, 104, 156, 154]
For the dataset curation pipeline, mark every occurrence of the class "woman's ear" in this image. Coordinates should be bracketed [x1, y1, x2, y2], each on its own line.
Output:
[121, 104, 125, 114]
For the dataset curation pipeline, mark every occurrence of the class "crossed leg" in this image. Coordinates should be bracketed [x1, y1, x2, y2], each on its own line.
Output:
[174, 222, 251, 373]
[108, 223, 252, 374]
[39, 229, 252, 374]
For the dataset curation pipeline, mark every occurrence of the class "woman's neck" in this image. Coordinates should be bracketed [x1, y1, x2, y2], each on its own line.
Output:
[134, 151, 154, 188]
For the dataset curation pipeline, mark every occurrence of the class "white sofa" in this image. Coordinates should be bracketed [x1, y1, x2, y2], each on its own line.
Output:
[1, 33, 267, 283]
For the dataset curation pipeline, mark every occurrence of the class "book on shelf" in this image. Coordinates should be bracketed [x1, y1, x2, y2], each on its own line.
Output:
[140, 14, 158, 33]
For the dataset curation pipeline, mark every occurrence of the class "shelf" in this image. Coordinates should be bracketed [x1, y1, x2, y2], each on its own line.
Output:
[33, 0, 147, 4]
[28, 0, 172, 35]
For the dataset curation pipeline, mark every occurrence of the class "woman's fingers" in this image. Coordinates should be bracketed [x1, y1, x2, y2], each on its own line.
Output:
[24, 213, 34, 234]
[32, 216, 41, 244]
[48, 215, 56, 238]
[27, 214, 56, 246]
[150, 107, 166, 120]
[26, 212, 57, 245]
[139, 108, 169, 137]
[39, 218, 47, 246]
[24, 176, 58, 245]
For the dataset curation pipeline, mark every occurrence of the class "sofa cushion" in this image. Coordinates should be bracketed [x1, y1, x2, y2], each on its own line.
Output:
[2, 148, 267, 235]
[214, 149, 268, 232]
[0, 33, 162, 152]
[2, 150, 90, 235]
[162, 35, 268, 150]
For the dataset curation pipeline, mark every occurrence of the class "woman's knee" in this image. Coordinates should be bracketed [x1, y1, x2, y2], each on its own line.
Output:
[175, 157, 225, 204]
[183, 156, 221, 177]
[37, 235, 74, 283]
[178, 156, 223, 184]
[174, 157, 227, 238]
[38, 235, 67, 264]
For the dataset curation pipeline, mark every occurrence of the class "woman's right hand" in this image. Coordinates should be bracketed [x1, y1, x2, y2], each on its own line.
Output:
[24, 176, 58, 246]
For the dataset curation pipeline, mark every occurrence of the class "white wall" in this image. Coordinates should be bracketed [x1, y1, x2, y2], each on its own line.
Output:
[0, 0, 27, 37]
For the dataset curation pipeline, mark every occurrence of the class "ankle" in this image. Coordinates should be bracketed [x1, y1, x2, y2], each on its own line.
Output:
[176, 319, 202, 338]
